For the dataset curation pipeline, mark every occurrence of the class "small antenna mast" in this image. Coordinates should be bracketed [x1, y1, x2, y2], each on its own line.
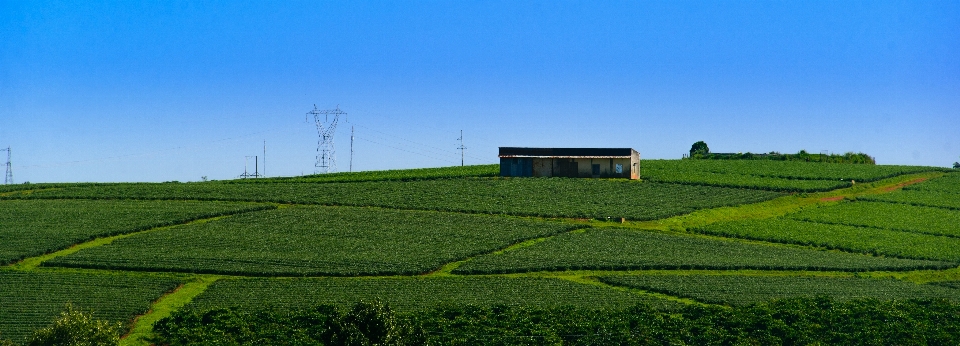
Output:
[457, 130, 466, 166]
[350, 126, 354, 172]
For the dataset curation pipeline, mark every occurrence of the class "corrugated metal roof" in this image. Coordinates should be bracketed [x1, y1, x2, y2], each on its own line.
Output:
[499, 147, 636, 158]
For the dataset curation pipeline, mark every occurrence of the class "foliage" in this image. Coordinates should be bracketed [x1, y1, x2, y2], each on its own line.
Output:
[232, 164, 500, 184]
[644, 159, 939, 184]
[694, 218, 960, 262]
[0, 199, 274, 265]
[690, 151, 877, 164]
[152, 298, 960, 346]
[45, 206, 581, 276]
[859, 189, 960, 210]
[901, 172, 960, 193]
[689, 141, 710, 157]
[954, 162, 960, 169]
[642, 170, 849, 192]
[600, 274, 960, 306]
[453, 228, 951, 274]
[4, 179, 783, 221]
[26, 304, 123, 346]
[153, 301, 424, 346]
[185, 276, 674, 312]
[0, 271, 181, 343]
[788, 200, 960, 238]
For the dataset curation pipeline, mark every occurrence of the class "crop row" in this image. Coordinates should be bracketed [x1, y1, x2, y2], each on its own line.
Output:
[228, 164, 501, 184]
[640, 170, 849, 192]
[903, 173, 960, 194]
[643, 159, 941, 182]
[599, 274, 959, 306]
[694, 218, 960, 262]
[2, 179, 783, 221]
[45, 205, 581, 276]
[0, 271, 181, 343]
[0, 199, 275, 265]
[788, 200, 960, 238]
[452, 228, 951, 274]
[858, 189, 960, 210]
[185, 276, 677, 312]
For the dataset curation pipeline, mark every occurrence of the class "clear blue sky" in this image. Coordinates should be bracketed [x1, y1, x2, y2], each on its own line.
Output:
[2, 1, 958, 182]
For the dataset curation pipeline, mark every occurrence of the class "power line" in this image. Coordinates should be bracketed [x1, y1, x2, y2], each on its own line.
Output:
[347, 121, 488, 162]
[355, 136, 458, 164]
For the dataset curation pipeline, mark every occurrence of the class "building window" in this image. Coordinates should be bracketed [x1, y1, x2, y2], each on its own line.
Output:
[615, 163, 623, 174]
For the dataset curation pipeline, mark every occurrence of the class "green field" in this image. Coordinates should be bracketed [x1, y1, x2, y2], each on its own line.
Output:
[788, 200, 960, 238]
[0, 199, 274, 265]
[643, 159, 941, 182]
[859, 189, 960, 210]
[2, 161, 960, 344]
[599, 274, 960, 306]
[45, 205, 580, 276]
[185, 276, 678, 311]
[902, 172, 960, 193]
[694, 218, 960, 262]
[453, 228, 950, 274]
[0, 179, 783, 221]
[0, 271, 181, 343]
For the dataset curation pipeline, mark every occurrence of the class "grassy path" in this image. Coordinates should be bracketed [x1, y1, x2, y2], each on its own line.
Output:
[120, 275, 223, 346]
[8, 213, 249, 271]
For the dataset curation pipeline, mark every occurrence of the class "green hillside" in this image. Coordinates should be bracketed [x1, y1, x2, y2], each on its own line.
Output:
[1, 162, 958, 344]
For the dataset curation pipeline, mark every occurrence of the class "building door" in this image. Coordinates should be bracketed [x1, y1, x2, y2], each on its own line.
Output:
[592, 164, 600, 176]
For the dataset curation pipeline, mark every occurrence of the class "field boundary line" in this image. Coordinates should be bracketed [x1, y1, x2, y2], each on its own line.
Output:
[553, 275, 713, 307]
[120, 275, 224, 346]
[426, 227, 589, 276]
[9, 208, 274, 271]
[615, 171, 944, 233]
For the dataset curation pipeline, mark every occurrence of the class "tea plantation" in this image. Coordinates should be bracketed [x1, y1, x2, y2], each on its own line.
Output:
[1, 162, 958, 345]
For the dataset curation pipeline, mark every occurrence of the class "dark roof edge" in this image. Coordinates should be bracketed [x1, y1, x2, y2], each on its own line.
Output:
[498, 147, 637, 157]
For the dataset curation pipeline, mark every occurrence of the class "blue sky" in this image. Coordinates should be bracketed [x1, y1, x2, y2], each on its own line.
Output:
[2, 0, 958, 182]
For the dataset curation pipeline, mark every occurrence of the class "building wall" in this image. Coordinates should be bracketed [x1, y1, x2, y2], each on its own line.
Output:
[500, 149, 640, 180]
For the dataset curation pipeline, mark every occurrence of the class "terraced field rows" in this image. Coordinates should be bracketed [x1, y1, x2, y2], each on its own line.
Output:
[45, 206, 581, 276]
[453, 228, 951, 274]
[695, 218, 960, 262]
[600, 274, 960, 306]
[0, 199, 275, 265]
[186, 277, 679, 311]
[788, 200, 960, 238]
[1, 179, 784, 221]
[0, 271, 182, 343]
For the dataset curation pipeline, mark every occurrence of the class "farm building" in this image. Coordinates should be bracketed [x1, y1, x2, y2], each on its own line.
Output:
[499, 147, 640, 179]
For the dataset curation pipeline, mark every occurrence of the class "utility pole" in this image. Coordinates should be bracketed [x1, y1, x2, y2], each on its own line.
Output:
[350, 126, 354, 172]
[263, 140, 266, 178]
[456, 130, 466, 166]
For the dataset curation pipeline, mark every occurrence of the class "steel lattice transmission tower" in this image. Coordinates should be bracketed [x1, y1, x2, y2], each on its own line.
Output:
[1, 147, 11, 185]
[306, 105, 345, 174]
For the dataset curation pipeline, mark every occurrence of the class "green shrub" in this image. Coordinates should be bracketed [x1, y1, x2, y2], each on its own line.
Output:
[27, 304, 122, 346]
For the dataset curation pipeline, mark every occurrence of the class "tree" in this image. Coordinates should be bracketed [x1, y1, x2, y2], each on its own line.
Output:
[954, 162, 959, 169]
[690, 141, 710, 157]
[27, 304, 122, 346]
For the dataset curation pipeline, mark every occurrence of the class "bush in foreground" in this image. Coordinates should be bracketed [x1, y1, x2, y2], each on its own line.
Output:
[27, 304, 122, 346]
[151, 297, 960, 345]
